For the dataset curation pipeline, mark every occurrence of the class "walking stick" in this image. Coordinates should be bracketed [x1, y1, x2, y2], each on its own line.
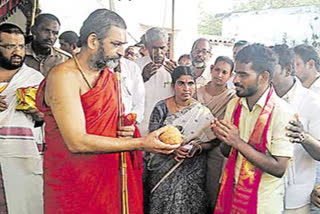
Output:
[114, 64, 130, 214]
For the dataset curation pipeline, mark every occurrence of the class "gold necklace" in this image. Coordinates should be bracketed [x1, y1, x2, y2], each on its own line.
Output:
[73, 55, 93, 89]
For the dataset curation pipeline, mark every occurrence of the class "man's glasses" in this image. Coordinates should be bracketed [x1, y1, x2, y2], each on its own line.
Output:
[192, 49, 211, 55]
[0, 44, 25, 51]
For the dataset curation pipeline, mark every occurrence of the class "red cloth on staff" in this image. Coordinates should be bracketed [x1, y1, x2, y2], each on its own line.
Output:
[36, 68, 143, 214]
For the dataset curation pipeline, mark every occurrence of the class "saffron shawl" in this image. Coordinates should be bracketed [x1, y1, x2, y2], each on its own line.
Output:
[214, 87, 276, 214]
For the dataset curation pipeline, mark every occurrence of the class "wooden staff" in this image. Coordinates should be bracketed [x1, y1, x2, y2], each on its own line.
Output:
[114, 64, 130, 214]
[30, 0, 39, 27]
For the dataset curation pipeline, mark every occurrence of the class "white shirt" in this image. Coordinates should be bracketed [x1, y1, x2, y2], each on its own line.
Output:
[309, 77, 320, 214]
[283, 78, 320, 209]
[113, 58, 145, 123]
[194, 66, 211, 88]
[135, 56, 173, 136]
[310, 76, 320, 94]
[0, 64, 44, 153]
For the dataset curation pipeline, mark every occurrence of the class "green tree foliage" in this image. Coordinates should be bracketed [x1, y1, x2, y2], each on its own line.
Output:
[198, 0, 223, 35]
[198, 13, 222, 36]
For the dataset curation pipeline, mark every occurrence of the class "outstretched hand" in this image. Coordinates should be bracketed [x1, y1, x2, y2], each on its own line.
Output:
[143, 126, 180, 154]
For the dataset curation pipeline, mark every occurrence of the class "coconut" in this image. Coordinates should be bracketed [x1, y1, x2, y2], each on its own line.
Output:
[159, 126, 183, 145]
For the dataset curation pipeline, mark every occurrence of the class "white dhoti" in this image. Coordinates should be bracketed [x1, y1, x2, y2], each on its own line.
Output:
[0, 64, 44, 214]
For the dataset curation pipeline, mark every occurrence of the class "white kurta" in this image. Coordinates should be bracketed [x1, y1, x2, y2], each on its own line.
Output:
[118, 58, 145, 123]
[283, 78, 320, 209]
[135, 56, 174, 136]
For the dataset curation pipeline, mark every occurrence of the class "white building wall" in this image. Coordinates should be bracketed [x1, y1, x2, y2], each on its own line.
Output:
[221, 6, 320, 46]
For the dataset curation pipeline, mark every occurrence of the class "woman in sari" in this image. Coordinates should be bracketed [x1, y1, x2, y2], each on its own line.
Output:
[144, 66, 216, 214]
[196, 56, 236, 213]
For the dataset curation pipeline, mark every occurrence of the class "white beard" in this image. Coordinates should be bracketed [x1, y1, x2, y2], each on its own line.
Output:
[193, 61, 206, 69]
[106, 59, 119, 70]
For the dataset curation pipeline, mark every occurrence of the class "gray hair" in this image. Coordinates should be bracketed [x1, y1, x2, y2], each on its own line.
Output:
[79, 9, 126, 47]
[191, 38, 212, 53]
[144, 27, 168, 46]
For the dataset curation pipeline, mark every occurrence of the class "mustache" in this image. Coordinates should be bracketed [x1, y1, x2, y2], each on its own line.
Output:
[95, 55, 121, 69]
[196, 55, 205, 60]
[234, 82, 244, 88]
[152, 56, 164, 61]
[106, 55, 121, 61]
[43, 39, 53, 43]
[11, 54, 23, 60]
[192, 61, 205, 69]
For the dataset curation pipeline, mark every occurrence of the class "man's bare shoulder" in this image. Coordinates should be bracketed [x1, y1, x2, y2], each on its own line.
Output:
[49, 59, 79, 77]
[45, 59, 82, 106]
[47, 59, 82, 88]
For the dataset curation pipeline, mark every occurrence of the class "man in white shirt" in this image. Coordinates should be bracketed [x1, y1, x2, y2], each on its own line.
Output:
[272, 44, 320, 214]
[190, 38, 213, 88]
[135, 27, 173, 136]
[293, 44, 320, 93]
[292, 44, 320, 214]
[118, 57, 145, 123]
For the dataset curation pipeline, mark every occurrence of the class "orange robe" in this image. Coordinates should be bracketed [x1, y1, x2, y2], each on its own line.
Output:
[36, 69, 143, 214]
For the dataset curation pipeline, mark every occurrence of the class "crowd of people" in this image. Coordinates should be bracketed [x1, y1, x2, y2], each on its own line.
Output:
[0, 7, 320, 214]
